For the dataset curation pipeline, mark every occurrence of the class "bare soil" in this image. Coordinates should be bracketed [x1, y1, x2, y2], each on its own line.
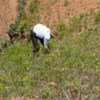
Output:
[37, 0, 100, 27]
[0, 0, 100, 39]
[0, 0, 18, 40]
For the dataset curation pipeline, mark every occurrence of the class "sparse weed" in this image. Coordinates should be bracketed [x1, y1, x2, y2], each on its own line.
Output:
[42, 87, 51, 98]
[18, 0, 26, 18]
[95, 10, 100, 24]
[69, 16, 82, 33]
[50, 0, 57, 5]
[63, 0, 69, 6]
[29, 0, 39, 13]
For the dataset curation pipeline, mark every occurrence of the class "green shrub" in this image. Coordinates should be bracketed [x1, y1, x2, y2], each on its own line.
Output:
[18, 20, 31, 32]
[7, 21, 19, 36]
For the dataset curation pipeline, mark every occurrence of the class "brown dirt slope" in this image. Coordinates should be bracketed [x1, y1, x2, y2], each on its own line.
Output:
[0, 0, 100, 40]
[0, 0, 18, 40]
[37, 0, 100, 27]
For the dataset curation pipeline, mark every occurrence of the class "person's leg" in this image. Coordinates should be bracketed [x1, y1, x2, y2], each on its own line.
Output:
[30, 30, 39, 53]
[38, 38, 44, 46]
[38, 38, 51, 48]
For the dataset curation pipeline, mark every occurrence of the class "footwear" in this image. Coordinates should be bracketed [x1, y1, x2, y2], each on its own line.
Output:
[33, 48, 39, 53]
[33, 49, 37, 53]
[44, 48, 50, 54]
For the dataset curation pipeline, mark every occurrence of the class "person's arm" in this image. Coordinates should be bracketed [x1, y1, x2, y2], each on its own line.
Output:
[44, 38, 49, 48]
[43, 38, 50, 54]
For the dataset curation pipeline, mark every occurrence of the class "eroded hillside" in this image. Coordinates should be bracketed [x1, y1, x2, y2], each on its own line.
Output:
[0, 0, 100, 40]
[0, 0, 18, 40]
[36, 0, 100, 27]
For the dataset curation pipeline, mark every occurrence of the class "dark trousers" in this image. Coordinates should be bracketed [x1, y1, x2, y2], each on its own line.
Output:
[30, 31, 44, 52]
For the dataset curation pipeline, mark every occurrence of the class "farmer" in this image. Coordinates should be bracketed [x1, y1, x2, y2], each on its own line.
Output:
[30, 23, 58, 53]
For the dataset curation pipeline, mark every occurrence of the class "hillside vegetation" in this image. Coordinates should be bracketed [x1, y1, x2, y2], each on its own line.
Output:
[0, 8, 100, 99]
[0, 0, 100, 100]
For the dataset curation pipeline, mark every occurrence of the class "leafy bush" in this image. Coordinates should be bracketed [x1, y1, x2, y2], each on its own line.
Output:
[7, 20, 30, 37]
[18, 20, 31, 32]
[7, 21, 19, 36]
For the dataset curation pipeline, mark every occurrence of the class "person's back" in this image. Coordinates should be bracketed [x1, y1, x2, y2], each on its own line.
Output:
[33, 24, 51, 40]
